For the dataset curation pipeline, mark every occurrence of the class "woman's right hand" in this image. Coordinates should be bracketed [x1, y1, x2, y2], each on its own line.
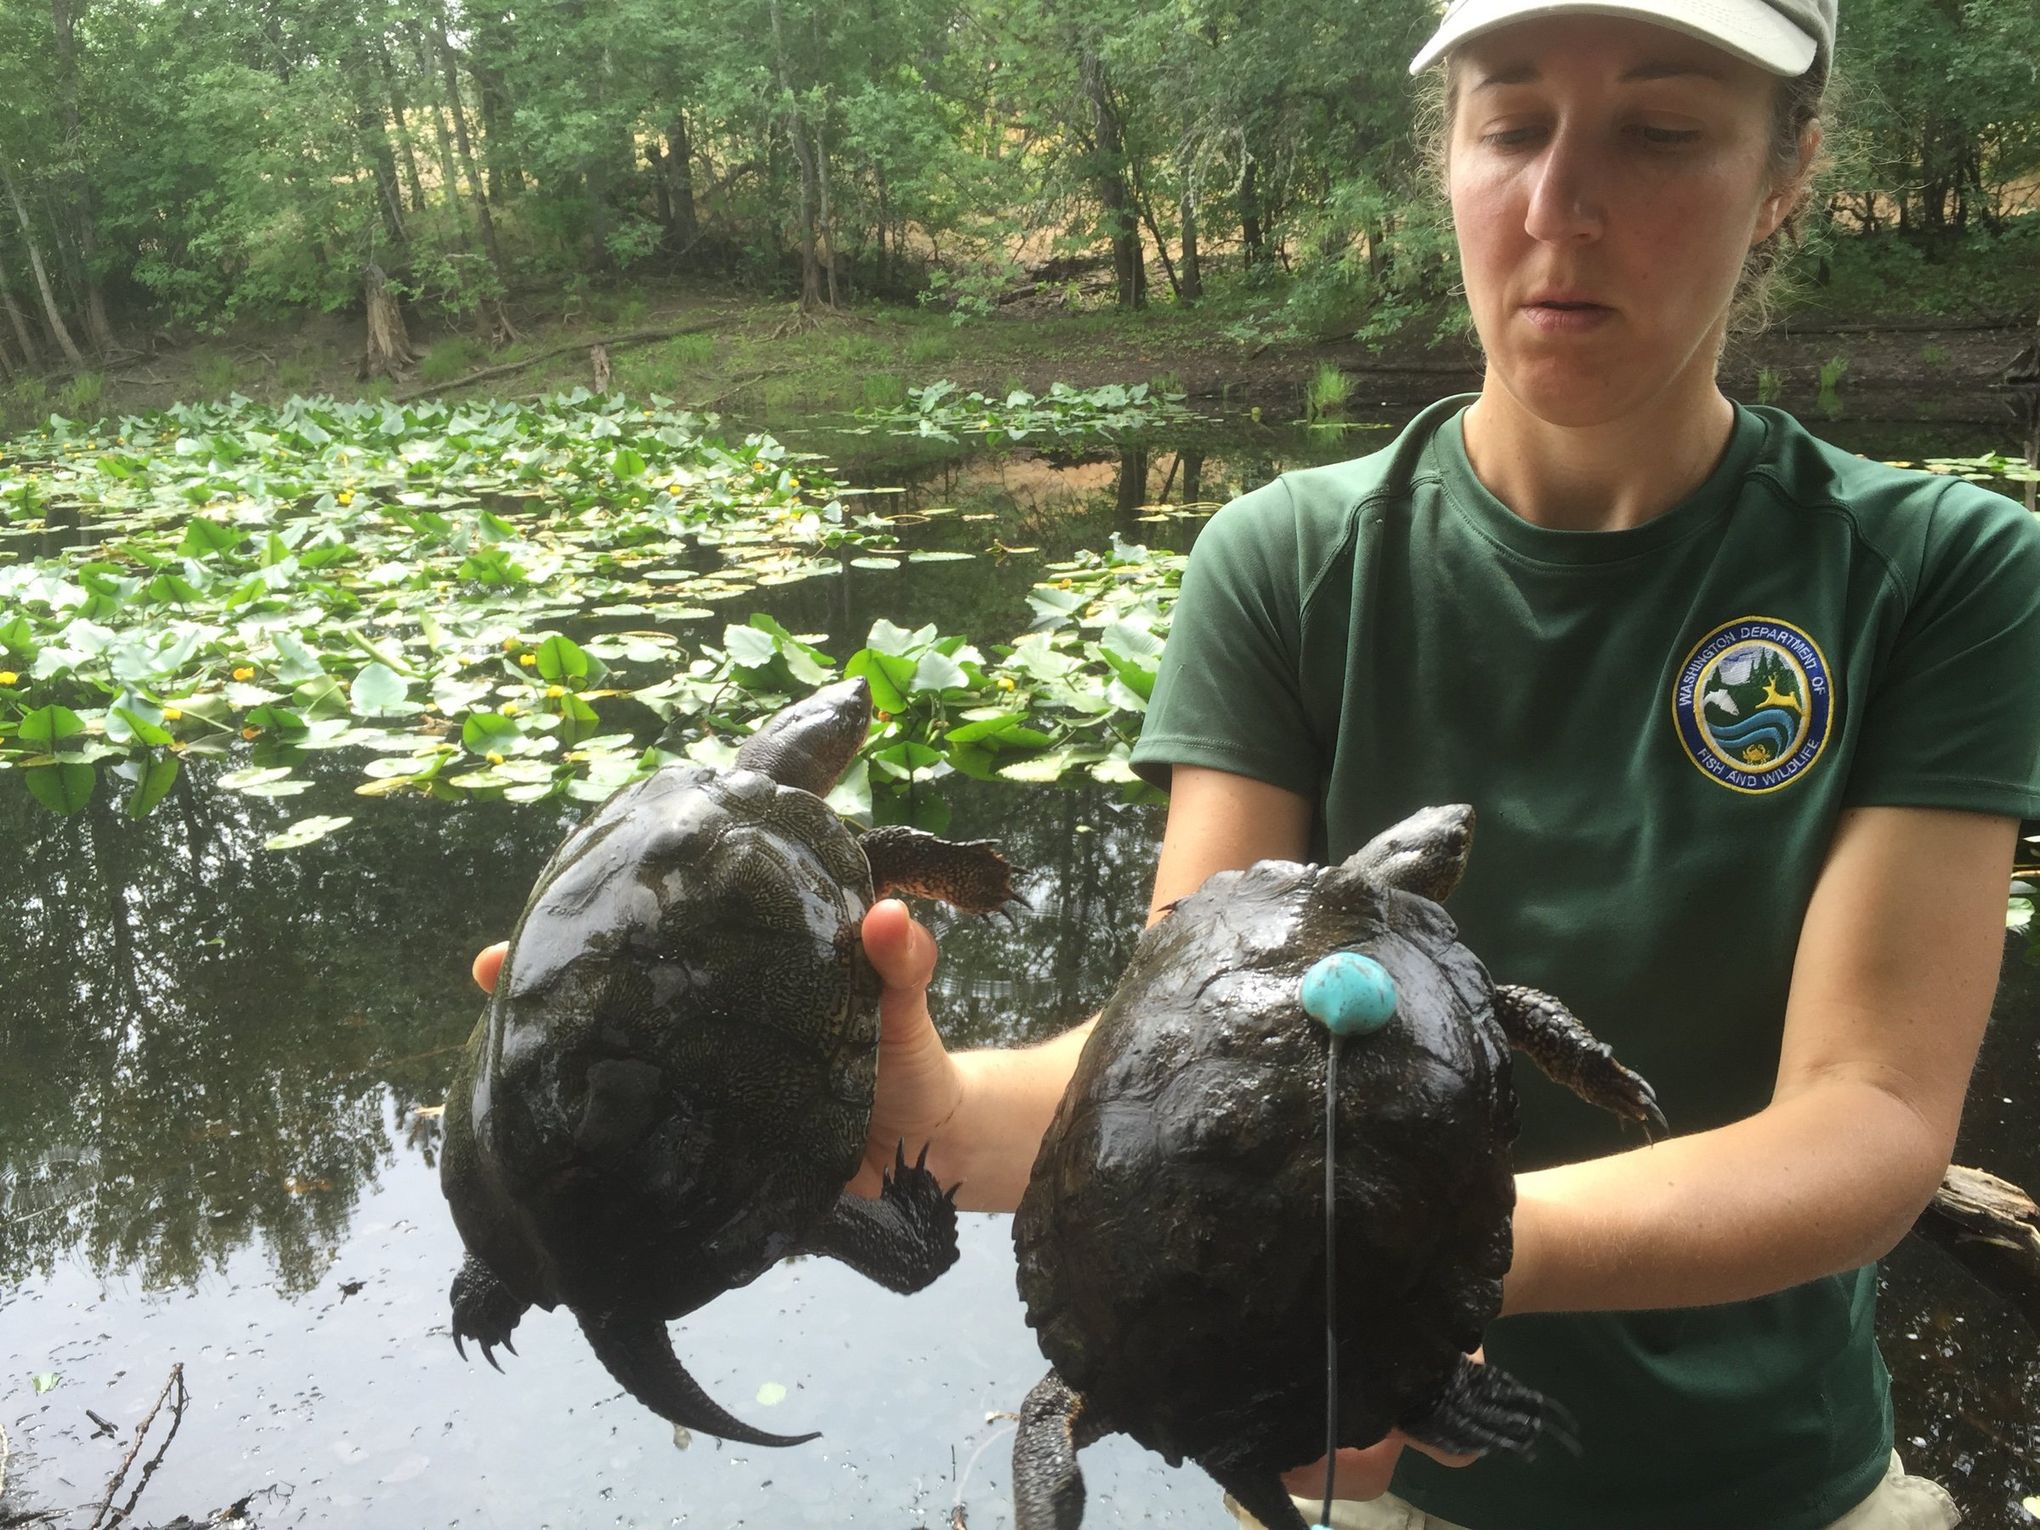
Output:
[850, 898, 967, 1198]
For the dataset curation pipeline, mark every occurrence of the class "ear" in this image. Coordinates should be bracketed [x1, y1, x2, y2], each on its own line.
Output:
[1753, 119, 1823, 245]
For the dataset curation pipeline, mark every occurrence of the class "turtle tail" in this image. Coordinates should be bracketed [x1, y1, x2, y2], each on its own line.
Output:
[575, 1307, 821, 1448]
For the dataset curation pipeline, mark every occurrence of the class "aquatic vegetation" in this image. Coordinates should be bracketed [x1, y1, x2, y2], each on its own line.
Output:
[0, 394, 1185, 839]
[850, 379, 1198, 444]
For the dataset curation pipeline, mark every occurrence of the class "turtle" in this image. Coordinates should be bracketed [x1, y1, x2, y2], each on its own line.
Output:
[439, 676, 1019, 1447]
[1009, 804, 1667, 1530]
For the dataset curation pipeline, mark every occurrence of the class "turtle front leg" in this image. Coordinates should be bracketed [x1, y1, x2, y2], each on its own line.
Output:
[1014, 1370, 1113, 1530]
[449, 1253, 528, 1371]
[861, 825, 1021, 915]
[1493, 984, 1669, 1140]
[1398, 1352, 1577, 1459]
[798, 1141, 960, 1293]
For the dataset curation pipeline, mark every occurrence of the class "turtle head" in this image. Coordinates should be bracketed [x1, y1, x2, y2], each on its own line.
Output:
[1321, 803, 1475, 906]
[733, 677, 873, 797]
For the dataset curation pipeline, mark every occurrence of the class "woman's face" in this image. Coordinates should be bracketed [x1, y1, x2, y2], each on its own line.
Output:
[1448, 17, 1810, 428]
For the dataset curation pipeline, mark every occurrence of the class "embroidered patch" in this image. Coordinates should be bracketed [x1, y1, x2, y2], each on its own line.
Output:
[1673, 617, 1834, 794]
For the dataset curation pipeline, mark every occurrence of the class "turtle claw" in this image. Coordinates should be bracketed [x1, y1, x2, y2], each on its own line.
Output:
[481, 1342, 505, 1374]
[449, 1254, 528, 1371]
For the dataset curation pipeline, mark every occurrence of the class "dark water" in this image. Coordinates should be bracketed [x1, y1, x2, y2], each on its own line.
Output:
[3, 412, 2036, 1528]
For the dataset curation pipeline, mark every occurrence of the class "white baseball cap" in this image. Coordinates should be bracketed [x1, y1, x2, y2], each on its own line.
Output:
[1408, 0, 1835, 76]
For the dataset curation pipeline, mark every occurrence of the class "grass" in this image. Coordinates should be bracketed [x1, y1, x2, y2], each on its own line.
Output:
[1757, 366, 1785, 405]
[418, 337, 486, 385]
[1918, 342, 1951, 368]
[1816, 354, 1850, 419]
[905, 331, 956, 367]
[860, 372, 908, 409]
[193, 350, 238, 395]
[59, 370, 105, 418]
[1304, 361, 1352, 421]
[1148, 370, 1185, 398]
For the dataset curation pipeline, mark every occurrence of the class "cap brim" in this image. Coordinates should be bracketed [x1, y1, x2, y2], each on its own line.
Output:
[1409, 0, 1818, 76]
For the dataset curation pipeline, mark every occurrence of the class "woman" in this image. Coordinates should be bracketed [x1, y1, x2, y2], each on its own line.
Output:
[478, 3, 2040, 1524]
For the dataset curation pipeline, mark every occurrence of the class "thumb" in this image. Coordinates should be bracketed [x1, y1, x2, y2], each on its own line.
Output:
[862, 898, 938, 1036]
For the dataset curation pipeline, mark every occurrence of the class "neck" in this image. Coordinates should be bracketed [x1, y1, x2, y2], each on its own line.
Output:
[1461, 377, 1739, 533]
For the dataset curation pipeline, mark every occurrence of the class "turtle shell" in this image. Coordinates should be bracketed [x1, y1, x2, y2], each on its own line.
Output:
[448, 760, 878, 1322]
[1013, 852, 1517, 1470]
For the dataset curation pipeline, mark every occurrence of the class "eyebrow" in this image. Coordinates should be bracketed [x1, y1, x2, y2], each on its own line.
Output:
[1472, 60, 1727, 89]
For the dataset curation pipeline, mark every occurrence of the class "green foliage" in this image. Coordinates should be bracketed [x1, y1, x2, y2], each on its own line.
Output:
[1757, 367, 1785, 405]
[1303, 363, 1351, 422]
[852, 379, 1197, 443]
[861, 372, 909, 408]
[1817, 354, 1850, 418]
[418, 338, 486, 385]
[193, 352, 239, 396]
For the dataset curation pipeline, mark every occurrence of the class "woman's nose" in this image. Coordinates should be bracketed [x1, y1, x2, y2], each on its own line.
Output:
[1523, 129, 1605, 245]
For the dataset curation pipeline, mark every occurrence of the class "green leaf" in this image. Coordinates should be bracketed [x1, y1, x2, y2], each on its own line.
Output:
[110, 707, 174, 747]
[724, 624, 779, 670]
[910, 650, 971, 694]
[462, 711, 520, 752]
[18, 705, 87, 750]
[535, 635, 591, 683]
[349, 662, 412, 716]
[129, 756, 182, 817]
[265, 814, 355, 850]
[179, 518, 241, 557]
[31, 1372, 59, 1394]
[25, 762, 95, 814]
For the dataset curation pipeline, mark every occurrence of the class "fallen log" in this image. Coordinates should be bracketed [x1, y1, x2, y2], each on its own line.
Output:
[391, 322, 726, 403]
[1913, 1163, 2040, 1332]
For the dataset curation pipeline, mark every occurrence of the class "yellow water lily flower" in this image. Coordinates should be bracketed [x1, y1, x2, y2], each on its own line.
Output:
[232, 666, 255, 681]
[162, 707, 184, 722]
[0, 671, 17, 687]
[502, 636, 521, 651]
[337, 490, 354, 505]
[486, 751, 506, 765]
[996, 676, 1015, 692]
[499, 702, 521, 716]
[518, 653, 537, 667]
[241, 726, 262, 740]
[545, 685, 565, 699]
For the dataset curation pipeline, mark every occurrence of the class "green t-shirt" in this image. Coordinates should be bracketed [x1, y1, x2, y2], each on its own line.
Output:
[1130, 396, 2040, 1530]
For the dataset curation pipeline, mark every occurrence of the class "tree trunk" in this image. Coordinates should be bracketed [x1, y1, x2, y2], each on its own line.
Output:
[350, 53, 408, 249]
[2, 163, 84, 368]
[463, 12, 524, 201]
[410, 24, 465, 217]
[50, 0, 114, 352]
[665, 114, 699, 246]
[769, 0, 823, 311]
[429, 12, 514, 339]
[376, 38, 429, 213]
[1179, 189, 1202, 304]
[1080, 49, 1144, 310]
[0, 254, 47, 371]
[816, 113, 840, 308]
[359, 262, 416, 380]
[1240, 154, 1265, 267]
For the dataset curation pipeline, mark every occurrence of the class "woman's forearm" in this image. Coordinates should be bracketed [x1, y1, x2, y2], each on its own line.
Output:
[1504, 1078, 1950, 1317]
[943, 1018, 1098, 1213]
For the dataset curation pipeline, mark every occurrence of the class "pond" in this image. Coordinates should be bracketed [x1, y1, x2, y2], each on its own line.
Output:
[2, 404, 2036, 1528]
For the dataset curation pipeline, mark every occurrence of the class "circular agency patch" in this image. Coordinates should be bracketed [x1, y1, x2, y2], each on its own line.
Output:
[1672, 617, 1834, 793]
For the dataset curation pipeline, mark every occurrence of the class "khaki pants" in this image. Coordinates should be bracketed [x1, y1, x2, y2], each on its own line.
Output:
[1229, 1451, 1961, 1530]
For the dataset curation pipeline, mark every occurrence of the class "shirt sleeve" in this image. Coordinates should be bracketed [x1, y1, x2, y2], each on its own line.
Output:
[1131, 475, 1323, 798]
[1844, 482, 2040, 818]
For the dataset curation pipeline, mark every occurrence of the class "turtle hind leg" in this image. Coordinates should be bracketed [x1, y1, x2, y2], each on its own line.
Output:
[1399, 1353, 1577, 1461]
[450, 1254, 527, 1371]
[860, 825, 1021, 915]
[798, 1141, 960, 1293]
[1197, 1454, 1311, 1530]
[1493, 983, 1669, 1140]
[1013, 1370, 1113, 1530]
[576, 1308, 820, 1448]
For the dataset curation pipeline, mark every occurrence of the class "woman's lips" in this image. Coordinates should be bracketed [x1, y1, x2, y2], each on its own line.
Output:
[1521, 300, 1613, 334]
